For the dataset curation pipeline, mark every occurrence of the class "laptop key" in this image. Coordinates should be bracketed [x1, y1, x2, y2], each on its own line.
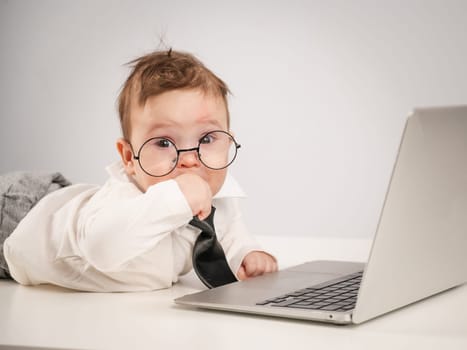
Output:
[341, 304, 356, 311]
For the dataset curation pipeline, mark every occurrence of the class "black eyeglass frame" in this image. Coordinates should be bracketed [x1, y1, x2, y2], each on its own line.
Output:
[128, 130, 241, 177]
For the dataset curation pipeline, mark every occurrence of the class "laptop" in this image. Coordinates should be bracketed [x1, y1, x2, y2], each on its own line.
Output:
[174, 105, 467, 324]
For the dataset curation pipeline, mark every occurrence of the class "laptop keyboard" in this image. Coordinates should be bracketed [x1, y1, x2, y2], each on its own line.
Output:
[256, 271, 363, 312]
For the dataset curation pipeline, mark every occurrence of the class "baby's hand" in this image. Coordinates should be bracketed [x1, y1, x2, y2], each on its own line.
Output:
[237, 251, 278, 280]
[175, 173, 212, 220]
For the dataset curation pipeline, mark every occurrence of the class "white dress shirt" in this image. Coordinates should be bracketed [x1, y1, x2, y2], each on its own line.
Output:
[4, 162, 261, 292]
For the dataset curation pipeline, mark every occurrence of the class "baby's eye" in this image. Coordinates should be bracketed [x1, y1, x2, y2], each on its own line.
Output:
[199, 134, 215, 144]
[154, 138, 172, 148]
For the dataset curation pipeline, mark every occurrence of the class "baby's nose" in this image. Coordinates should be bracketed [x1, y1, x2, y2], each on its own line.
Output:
[178, 149, 200, 168]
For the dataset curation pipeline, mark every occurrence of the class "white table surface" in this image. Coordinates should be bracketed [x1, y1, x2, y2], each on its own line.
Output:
[1, 236, 466, 350]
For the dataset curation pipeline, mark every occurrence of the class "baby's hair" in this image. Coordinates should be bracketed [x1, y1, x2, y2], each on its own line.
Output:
[117, 49, 231, 140]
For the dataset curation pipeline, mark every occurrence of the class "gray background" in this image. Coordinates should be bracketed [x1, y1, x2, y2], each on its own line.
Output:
[1, 0, 466, 238]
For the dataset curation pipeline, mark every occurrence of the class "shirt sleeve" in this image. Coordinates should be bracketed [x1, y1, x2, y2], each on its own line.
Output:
[77, 179, 193, 272]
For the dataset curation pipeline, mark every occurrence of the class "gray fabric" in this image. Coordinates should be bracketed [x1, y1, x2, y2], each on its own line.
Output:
[0, 172, 71, 279]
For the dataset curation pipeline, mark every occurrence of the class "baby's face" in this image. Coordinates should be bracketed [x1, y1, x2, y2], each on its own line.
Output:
[118, 89, 229, 195]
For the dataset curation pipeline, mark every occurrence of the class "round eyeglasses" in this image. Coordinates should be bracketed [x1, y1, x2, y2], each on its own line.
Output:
[131, 130, 241, 177]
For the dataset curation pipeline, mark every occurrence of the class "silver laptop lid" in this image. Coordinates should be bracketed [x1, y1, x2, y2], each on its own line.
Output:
[353, 105, 467, 323]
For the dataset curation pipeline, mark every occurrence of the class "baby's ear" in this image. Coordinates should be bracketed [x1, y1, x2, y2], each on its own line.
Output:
[116, 138, 137, 176]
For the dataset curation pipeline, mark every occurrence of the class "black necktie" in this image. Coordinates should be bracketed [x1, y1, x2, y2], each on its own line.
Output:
[189, 206, 238, 288]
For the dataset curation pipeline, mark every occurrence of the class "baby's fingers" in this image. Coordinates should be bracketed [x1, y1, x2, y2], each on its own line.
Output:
[244, 258, 265, 278]
[266, 257, 278, 273]
[236, 266, 247, 280]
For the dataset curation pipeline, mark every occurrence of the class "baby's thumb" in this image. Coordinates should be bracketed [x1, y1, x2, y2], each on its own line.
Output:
[196, 205, 212, 221]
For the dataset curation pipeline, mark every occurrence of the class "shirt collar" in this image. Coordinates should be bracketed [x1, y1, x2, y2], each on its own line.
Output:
[106, 161, 246, 199]
[214, 173, 246, 199]
[106, 161, 133, 182]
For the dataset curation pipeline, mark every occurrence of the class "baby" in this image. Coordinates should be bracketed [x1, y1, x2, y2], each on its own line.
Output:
[1, 49, 277, 291]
